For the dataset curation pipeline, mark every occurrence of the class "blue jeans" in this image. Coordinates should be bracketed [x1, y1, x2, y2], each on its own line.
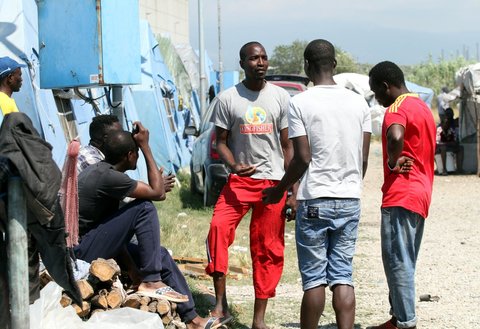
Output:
[381, 207, 425, 328]
[296, 198, 360, 290]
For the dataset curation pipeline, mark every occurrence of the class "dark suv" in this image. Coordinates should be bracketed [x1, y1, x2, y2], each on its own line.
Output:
[185, 97, 228, 206]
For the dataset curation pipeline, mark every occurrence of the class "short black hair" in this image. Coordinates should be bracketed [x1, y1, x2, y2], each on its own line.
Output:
[103, 130, 137, 165]
[369, 61, 405, 89]
[89, 114, 120, 143]
[239, 41, 263, 61]
[445, 107, 454, 119]
[304, 39, 336, 68]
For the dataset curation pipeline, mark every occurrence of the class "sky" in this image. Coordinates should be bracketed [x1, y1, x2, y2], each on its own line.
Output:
[189, 0, 480, 71]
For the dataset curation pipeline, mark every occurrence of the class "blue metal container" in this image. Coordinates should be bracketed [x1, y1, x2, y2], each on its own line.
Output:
[38, 0, 141, 88]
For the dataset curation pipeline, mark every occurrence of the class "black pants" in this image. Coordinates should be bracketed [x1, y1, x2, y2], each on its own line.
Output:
[75, 199, 198, 322]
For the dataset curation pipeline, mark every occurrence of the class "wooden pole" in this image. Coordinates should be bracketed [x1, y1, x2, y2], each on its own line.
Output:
[7, 177, 29, 329]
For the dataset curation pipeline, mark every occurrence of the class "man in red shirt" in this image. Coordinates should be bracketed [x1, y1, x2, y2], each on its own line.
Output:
[367, 61, 436, 329]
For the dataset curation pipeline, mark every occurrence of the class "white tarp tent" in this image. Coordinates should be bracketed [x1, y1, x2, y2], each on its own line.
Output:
[333, 73, 435, 136]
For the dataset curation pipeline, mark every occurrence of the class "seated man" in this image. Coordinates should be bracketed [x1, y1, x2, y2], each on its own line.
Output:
[75, 122, 221, 329]
[76, 114, 123, 174]
[436, 116, 464, 175]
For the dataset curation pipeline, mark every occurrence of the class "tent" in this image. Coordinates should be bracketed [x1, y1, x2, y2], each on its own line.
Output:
[455, 63, 480, 173]
[0, 0, 69, 166]
[1, 0, 207, 180]
[333, 73, 435, 136]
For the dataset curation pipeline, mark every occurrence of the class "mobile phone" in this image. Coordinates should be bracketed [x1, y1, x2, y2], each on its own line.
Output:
[132, 124, 139, 135]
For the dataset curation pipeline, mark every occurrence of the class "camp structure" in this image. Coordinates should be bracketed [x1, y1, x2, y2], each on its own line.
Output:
[0, 0, 220, 183]
[333, 73, 435, 136]
[455, 63, 480, 174]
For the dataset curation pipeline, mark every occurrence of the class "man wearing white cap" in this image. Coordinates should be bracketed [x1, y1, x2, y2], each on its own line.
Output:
[0, 56, 26, 116]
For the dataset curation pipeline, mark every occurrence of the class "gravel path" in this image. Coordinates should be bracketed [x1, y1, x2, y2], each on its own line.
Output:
[225, 141, 480, 328]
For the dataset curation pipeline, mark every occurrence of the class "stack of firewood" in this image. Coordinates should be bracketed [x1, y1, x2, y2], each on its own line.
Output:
[45, 258, 185, 328]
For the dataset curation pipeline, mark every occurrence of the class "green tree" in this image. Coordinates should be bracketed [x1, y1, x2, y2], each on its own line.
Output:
[269, 40, 360, 75]
[269, 40, 307, 75]
[404, 56, 475, 94]
[335, 47, 358, 74]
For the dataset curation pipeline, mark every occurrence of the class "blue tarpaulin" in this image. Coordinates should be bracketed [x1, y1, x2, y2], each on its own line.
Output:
[1, 1, 202, 181]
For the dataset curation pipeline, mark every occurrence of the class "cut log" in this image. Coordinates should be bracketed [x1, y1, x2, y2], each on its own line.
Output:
[139, 304, 149, 312]
[229, 265, 249, 274]
[156, 299, 171, 315]
[59, 293, 72, 308]
[173, 256, 208, 264]
[39, 270, 53, 288]
[148, 300, 158, 313]
[106, 288, 124, 309]
[91, 289, 109, 309]
[123, 294, 142, 309]
[89, 258, 121, 282]
[139, 295, 151, 306]
[73, 301, 91, 317]
[162, 312, 174, 326]
[77, 279, 94, 300]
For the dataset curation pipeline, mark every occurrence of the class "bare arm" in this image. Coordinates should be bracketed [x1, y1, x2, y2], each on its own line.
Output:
[280, 128, 293, 172]
[386, 124, 405, 168]
[362, 132, 372, 178]
[280, 128, 299, 218]
[216, 126, 256, 176]
[386, 124, 414, 173]
[262, 135, 310, 204]
[129, 122, 166, 201]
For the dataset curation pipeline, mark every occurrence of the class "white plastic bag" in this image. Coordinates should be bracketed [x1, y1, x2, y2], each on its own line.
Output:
[30, 282, 164, 329]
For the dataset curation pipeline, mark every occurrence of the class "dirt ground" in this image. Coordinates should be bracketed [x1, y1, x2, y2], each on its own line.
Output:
[223, 140, 480, 328]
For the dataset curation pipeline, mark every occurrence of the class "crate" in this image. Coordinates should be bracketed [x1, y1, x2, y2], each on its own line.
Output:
[38, 0, 141, 88]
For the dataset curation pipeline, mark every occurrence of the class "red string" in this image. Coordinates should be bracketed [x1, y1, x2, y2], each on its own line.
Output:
[60, 139, 80, 248]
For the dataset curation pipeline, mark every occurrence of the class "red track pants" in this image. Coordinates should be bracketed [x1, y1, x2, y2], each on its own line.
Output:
[205, 174, 286, 299]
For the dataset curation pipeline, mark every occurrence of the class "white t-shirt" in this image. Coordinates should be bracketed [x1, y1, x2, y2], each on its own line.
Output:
[288, 85, 372, 200]
[213, 82, 290, 180]
[437, 91, 455, 116]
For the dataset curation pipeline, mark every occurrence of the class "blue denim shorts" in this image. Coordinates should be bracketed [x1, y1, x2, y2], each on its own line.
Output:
[296, 198, 361, 291]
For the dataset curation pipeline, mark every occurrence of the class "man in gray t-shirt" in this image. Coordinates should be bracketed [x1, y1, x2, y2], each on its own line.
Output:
[205, 42, 295, 329]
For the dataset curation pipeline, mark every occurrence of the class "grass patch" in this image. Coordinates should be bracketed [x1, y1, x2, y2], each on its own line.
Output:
[157, 171, 300, 280]
[155, 171, 302, 328]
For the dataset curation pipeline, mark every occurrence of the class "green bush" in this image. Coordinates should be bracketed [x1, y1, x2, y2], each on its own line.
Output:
[403, 56, 476, 94]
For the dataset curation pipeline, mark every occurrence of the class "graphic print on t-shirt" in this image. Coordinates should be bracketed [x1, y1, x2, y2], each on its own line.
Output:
[240, 105, 273, 134]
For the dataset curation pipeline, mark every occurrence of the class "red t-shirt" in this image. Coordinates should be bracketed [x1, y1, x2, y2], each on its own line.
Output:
[381, 93, 436, 218]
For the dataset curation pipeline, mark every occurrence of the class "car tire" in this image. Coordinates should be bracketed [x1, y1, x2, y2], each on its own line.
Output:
[190, 162, 200, 195]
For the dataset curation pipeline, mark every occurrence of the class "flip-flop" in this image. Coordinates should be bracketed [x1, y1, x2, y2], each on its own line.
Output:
[203, 317, 220, 329]
[137, 286, 189, 303]
[211, 315, 233, 329]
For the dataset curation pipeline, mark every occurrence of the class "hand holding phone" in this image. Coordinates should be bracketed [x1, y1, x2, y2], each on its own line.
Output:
[132, 123, 140, 135]
[163, 170, 175, 193]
